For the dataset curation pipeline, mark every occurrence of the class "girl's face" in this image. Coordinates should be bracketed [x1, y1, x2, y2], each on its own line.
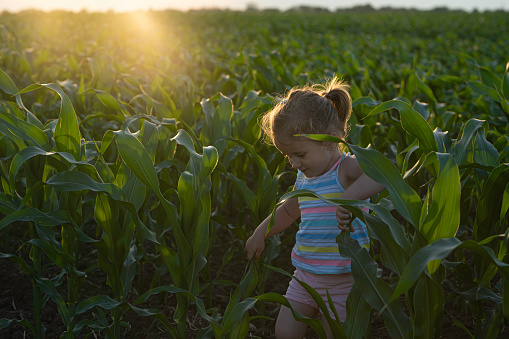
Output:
[274, 136, 341, 178]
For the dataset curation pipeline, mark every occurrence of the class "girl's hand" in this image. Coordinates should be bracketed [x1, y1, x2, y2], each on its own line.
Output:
[245, 232, 265, 261]
[336, 206, 354, 232]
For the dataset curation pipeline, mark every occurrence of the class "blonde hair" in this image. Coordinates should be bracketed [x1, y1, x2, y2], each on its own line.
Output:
[260, 76, 352, 145]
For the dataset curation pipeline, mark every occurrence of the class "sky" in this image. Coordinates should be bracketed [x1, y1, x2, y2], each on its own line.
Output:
[0, 0, 506, 12]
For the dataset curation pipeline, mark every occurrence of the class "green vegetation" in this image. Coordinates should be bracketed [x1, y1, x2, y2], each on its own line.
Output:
[0, 9, 508, 338]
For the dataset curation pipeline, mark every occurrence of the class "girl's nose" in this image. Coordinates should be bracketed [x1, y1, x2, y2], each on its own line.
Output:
[289, 157, 300, 169]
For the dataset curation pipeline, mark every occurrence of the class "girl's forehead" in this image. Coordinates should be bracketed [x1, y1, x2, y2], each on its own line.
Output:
[274, 137, 315, 153]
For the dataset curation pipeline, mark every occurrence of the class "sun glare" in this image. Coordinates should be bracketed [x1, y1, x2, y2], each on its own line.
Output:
[129, 12, 158, 36]
[120, 11, 168, 52]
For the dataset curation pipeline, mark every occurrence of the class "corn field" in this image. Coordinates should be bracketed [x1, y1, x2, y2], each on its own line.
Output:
[0, 8, 508, 338]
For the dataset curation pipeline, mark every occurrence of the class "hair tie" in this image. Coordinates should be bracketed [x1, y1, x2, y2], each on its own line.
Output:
[279, 98, 288, 106]
[324, 92, 331, 100]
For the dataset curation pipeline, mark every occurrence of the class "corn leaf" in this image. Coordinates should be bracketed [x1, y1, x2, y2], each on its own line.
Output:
[17, 83, 82, 159]
[412, 274, 444, 338]
[75, 295, 122, 315]
[344, 283, 371, 338]
[364, 100, 437, 154]
[337, 232, 411, 339]
[46, 171, 126, 202]
[0, 111, 49, 151]
[468, 81, 500, 103]
[419, 153, 461, 253]
[350, 144, 421, 227]
[474, 164, 509, 241]
[474, 129, 498, 166]
[454, 118, 485, 165]
[503, 61, 509, 99]
[391, 236, 509, 301]
[82, 88, 124, 114]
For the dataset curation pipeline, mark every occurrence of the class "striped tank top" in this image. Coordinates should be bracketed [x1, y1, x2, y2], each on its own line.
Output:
[292, 153, 370, 274]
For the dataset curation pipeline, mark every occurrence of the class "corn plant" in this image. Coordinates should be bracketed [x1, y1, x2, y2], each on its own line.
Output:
[2, 9, 509, 338]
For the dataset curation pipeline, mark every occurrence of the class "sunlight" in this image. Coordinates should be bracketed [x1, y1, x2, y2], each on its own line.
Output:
[129, 11, 159, 36]
[121, 11, 167, 52]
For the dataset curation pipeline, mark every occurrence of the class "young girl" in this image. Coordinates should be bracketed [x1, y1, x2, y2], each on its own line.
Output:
[245, 77, 385, 339]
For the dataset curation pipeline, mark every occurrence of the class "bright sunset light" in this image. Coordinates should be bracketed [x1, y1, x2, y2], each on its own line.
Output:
[1, 0, 507, 12]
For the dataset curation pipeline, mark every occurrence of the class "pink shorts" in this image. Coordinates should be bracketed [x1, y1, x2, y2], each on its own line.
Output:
[284, 268, 354, 322]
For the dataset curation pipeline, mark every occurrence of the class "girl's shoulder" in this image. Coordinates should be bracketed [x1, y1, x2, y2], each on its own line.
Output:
[338, 153, 363, 189]
[337, 152, 356, 171]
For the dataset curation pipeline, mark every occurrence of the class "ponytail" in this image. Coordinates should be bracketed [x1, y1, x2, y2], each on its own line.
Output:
[322, 79, 352, 129]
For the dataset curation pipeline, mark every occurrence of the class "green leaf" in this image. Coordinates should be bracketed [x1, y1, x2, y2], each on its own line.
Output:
[479, 66, 501, 90]
[28, 238, 76, 271]
[114, 129, 159, 190]
[436, 75, 465, 83]
[18, 83, 82, 159]
[121, 244, 137, 299]
[468, 81, 500, 103]
[350, 144, 422, 227]
[0, 69, 38, 121]
[133, 285, 222, 332]
[200, 93, 233, 157]
[0, 208, 73, 232]
[227, 137, 271, 186]
[337, 232, 411, 339]
[433, 128, 452, 154]
[503, 277, 509, 319]
[344, 283, 371, 338]
[0, 111, 49, 151]
[365, 100, 437, 154]
[75, 295, 122, 315]
[502, 61, 509, 99]
[34, 273, 70, 326]
[474, 129, 499, 166]
[454, 119, 486, 165]
[455, 52, 480, 67]
[226, 172, 258, 218]
[82, 88, 124, 114]
[219, 298, 258, 337]
[391, 237, 509, 302]
[46, 171, 126, 202]
[0, 318, 35, 333]
[412, 274, 444, 338]
[0, 252, 33, 275]
[138, 120, 159, 163]
[8, 146, 97, 195]
[352, 96, 381, 107]
[474, 164, 509, 242]
[178, 171, 195, 231]
[419, 153, 461, 245]
[414, 72, 437, 113]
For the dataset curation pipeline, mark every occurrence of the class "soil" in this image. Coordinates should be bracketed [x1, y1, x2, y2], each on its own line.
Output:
[1, 223, 508, 339]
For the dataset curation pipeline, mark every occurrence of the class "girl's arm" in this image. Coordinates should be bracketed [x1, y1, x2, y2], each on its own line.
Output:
[245, 197, 300, 260]
[337, 157, 385, 231]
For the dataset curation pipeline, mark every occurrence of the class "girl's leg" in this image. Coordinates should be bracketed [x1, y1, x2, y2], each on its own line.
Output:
[275, 300, 318, 339]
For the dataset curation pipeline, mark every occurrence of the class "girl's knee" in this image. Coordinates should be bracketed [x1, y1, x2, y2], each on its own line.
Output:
[275, 304, 314, 339]
[275, 321, 306, 339]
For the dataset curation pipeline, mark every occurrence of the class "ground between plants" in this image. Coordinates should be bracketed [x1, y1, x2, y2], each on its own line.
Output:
[2, 222, 508, 338]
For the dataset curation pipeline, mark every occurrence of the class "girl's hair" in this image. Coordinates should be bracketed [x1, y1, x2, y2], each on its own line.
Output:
[260, 76, 352, 145]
